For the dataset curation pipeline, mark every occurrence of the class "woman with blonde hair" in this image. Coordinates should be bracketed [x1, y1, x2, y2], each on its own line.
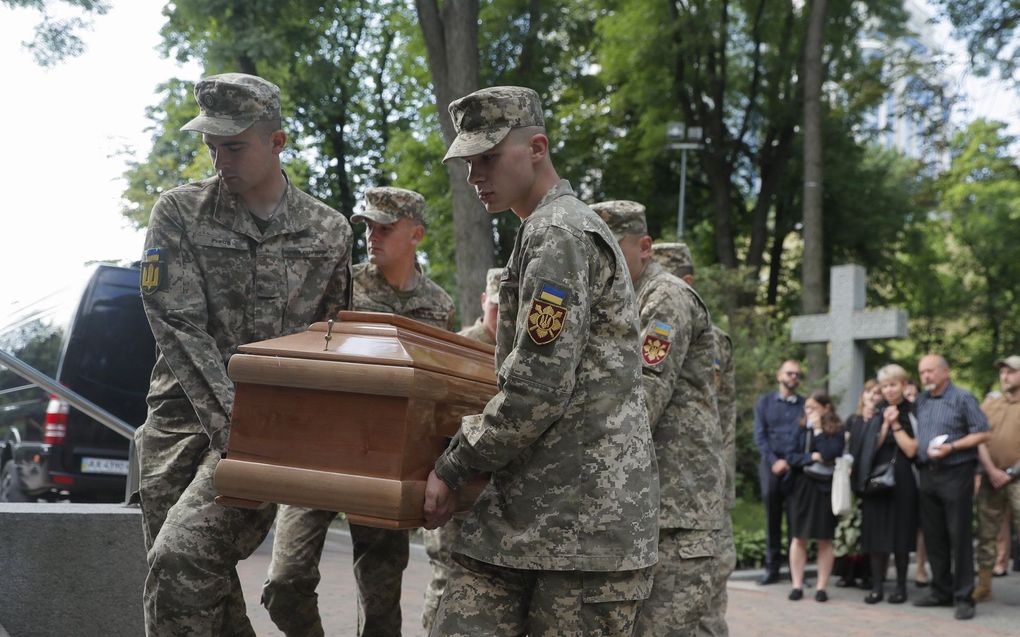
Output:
[856, 364, 919, 604]
[836, 379, 881, 588]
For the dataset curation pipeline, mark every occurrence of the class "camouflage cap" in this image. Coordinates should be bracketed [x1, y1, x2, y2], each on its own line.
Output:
[995, 355, 1020, 371]
[652, 242, 695, 277]
[442, 86, 545, 162]
[351, 187, 427, 226]
[181, 73, 281, 137]
[590, 200, 648, 241]
[484, 268, 503, 299]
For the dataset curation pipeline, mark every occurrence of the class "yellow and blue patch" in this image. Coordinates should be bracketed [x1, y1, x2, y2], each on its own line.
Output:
[528, 282, 570, 345]
[538, 283, 567, 306]
[652, 321, 673, 339]
[140, 248, 166, 295]
[642, 321, 673, 367]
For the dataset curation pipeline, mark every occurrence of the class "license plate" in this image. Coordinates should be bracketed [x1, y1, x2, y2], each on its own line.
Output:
[80, 457, 129, 475]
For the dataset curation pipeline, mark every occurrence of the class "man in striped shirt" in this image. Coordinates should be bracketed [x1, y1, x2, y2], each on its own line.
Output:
[913, 354, 990, 620]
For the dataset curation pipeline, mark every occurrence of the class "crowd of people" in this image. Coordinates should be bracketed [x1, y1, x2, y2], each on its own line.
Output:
[753, 354, 1020, 621]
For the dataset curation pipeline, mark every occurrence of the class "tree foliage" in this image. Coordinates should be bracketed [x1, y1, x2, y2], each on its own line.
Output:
[3, 0, 109, 66]
[116, 0, 1020, 491]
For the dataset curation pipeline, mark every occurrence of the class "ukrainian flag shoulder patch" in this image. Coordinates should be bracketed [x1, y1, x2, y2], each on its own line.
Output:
[528, 281, 570, 345]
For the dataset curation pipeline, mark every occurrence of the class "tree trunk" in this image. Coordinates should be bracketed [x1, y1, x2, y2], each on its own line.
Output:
[802, 0, 828, 387]
[415, 0, 494, 325]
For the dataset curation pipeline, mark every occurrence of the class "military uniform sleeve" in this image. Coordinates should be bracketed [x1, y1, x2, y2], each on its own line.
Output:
[319, 235, 353, 320]
[141, 196, 234, 452]
[434, 225, 594, 490]
[640, 286, 695, 430]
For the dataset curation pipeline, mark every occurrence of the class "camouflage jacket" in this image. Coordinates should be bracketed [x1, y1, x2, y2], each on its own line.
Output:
[352, 262, 455, 330]
[140, 174, 353, 452]
[635, 261, 724, 530]
[458, 319, 496, 345]
[712, 325, 737, 511]
[434, 180, 659, 572]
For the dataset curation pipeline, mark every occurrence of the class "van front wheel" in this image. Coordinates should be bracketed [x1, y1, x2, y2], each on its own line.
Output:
[0, 462, 30, 502]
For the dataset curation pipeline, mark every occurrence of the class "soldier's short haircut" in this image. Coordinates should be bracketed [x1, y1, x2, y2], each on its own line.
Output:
[252, 118, 283, 142]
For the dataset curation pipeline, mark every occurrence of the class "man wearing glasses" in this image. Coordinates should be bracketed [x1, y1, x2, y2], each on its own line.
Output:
[753, 359, 806, 584]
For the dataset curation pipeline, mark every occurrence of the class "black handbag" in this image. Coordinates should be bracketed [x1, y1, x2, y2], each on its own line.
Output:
[804, 462, 834, 481]
[802, 428, 834, 482]
[865, 455, 896, 494]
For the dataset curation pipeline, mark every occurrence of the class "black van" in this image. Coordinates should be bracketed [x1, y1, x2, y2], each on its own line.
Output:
[0, 264, 156, 502]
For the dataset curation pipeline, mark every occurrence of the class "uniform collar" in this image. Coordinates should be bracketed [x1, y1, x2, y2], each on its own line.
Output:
[534, 179, 574, 210]
[212, 171, 311, 240]
[634, 260, 664, 297]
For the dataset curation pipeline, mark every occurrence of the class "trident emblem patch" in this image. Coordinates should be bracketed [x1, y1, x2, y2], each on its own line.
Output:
[140, 248, 167, 295]
[527, 282, 569, 345]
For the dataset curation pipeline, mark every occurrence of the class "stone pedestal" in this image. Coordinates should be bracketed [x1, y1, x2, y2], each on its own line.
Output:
[0, 503, 145, 637]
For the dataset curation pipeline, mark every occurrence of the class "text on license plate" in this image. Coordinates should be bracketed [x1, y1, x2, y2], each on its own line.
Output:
[80, 457, 129, 475]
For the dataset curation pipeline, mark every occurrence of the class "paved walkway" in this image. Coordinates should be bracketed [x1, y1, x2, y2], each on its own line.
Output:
[237, 522, 1020, 636]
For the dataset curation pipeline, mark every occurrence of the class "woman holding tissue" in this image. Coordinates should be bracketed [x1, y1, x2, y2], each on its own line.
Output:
[857, 364, 919, 604]
[787, 391, 845, 602]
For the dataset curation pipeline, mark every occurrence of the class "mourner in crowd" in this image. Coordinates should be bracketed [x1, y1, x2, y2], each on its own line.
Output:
[263, 187, 455, 637]
[422, 86, 659, 635]
[785, 391, 845, 603]
[753, 359, 806, 584]
[973, 355, 1020, 602]
[856, 364, 919, 605]
[593, 204, 725, 635]
[835, 379, 880, 589]
[913, 354, 990, 620]
[136, 73, 354, 635]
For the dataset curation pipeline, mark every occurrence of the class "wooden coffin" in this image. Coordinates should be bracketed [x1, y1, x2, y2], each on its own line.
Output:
[213, 311, 495, 529]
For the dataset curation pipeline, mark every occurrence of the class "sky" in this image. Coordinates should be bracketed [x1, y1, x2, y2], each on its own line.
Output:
[0, 0, 1018, 327]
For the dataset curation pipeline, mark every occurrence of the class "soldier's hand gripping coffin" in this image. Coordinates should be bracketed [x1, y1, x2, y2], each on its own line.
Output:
[213, 311, 494, 529]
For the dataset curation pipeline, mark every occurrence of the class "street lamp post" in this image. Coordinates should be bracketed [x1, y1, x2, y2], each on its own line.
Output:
[666, 122, 703, 239]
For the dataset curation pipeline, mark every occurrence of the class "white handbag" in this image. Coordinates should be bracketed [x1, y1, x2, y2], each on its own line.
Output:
[831, 453, 854, 517]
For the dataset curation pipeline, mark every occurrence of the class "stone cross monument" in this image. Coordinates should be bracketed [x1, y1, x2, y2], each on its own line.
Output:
[790, 264, 908, 418]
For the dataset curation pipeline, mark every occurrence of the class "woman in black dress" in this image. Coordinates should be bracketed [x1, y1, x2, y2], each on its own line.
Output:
[787, 391, 845, 602]
[856, 364, 919, 604]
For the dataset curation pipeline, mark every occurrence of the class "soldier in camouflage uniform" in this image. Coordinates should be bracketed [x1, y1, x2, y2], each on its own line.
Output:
[135, 73, 353, 636]
[262, 186, 455, 637]
[593, 203, 725, 637]
[421, 266, 502, 632]
[423, 86, 659, 636]
[651, 242, 737, 637]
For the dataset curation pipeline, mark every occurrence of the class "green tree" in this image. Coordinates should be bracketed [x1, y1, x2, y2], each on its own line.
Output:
[3, 0, 108, 66]
[932, 1, 1020, 87]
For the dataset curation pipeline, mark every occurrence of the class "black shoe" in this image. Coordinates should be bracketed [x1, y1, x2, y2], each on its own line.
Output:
[835, 576, 853, 588]
[864, 591, 883, 604]
[913, 594, 953, 607]
[858, 577, 872, 590]
[888, 590, 907, 604]
[954, 601, 976, 620]
[915, 578, 930, 588]
[788, 588, 803, 601]
[815, 590, 828, 602]
[758, 571, 780, 586]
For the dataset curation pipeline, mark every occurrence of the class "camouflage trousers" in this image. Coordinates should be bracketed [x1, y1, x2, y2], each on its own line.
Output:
[430, 553, 652, 637]
[135, 424, 276, 637]
[975, 478, 1020, 569]
[697, 519, 735, 637]
[635, 528, 719, 637]
[421, 514, 464, 632]
[262, 504, 409, 637]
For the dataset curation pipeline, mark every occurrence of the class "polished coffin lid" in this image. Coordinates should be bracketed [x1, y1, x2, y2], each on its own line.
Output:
[214, 311, 496, 528]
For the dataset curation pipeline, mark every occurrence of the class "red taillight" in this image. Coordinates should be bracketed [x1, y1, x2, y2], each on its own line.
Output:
[44, 394, 69, 444]
[52, 474, 75, 486]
